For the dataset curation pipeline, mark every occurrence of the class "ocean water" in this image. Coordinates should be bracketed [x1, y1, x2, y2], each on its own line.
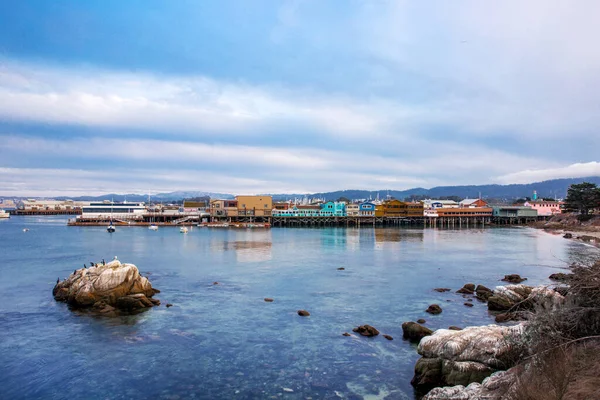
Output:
[0, 216, 598, 400]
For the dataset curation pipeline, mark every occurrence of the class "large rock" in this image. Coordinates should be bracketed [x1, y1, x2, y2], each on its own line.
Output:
[402, 321, 433, 342]
[487, 284, 564, 312]
[457, 283, 476, 294]
[53, 260, 160, 314]
[411, 324, 525, 391]
[501, 274, 527, 284]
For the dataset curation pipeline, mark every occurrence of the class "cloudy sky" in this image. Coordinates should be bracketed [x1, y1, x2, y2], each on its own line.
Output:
[1, 0, 599, 196]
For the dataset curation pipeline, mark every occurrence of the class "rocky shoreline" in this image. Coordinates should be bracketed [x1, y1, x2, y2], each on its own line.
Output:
[531, 213, 600, 247]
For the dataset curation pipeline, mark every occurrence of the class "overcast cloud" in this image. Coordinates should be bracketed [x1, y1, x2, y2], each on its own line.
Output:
[0, 0, 598, 196]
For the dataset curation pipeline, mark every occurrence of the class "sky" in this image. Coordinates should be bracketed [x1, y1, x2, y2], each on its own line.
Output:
[0, 0, 599, 196]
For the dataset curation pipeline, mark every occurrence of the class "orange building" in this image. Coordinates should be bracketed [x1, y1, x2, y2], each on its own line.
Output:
[236, 195, 273, 217]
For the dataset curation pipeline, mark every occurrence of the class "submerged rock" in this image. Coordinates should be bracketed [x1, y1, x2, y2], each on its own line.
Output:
[426, 304, 442, 314]
[411, 324, 524, 391]
[434, 288, 452, 293]
[53, 260, 160, 315]
[297, 310, 310, 317]
[264, 298, 274, 302]
[342, 332, 351, 337]
[448, 326, 463, 331]
[464, 302, 474, 307]
[501, 274, 527, 284]
[563, 233, 573, 239]
[352, 324, 379, 337]
[402, 322, 433, 342]
[337, 267, 345, 270]
[383, 334, 394, 340]
[417, 319, 427, 324]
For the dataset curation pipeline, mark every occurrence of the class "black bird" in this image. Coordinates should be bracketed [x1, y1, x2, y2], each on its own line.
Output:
[90, 262, 95, 267]
[73, 269, 77, 275]
[102, 259, 105, 265]
[84, 264, 86, 268]
[56, 277, 60, 284]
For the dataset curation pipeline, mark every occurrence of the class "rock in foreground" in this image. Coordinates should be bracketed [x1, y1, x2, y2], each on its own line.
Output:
[53, 260, 160, 315]
[411, 324, 525, 391]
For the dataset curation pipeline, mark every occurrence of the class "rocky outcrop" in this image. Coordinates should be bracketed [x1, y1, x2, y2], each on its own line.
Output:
[402, 322, 433, 342]
[352, 325, 379, 337]
[487, 284, 565, 312]
[411, 324, 525, 391]
[563, 233, 573, 239]
[53, 260, 160, 315]
[422, 368, 517, 400]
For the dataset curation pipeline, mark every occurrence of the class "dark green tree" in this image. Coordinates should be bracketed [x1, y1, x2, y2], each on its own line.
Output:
[563, 182, 600, 218]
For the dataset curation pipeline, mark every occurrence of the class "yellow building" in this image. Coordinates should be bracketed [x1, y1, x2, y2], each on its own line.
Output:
[235, 195, 273, 217]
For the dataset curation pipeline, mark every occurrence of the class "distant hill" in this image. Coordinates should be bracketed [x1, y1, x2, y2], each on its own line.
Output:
[4, 176, 600, 202]
[303, 177, 600, 201]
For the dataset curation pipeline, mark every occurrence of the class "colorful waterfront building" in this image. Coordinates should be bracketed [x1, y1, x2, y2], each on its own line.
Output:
[459, 199, 488, 208]
[359, 202, 376, 216]
[382, 200, 424, 217]
[346, 204, 360, 216]
[492, 206, 538, 218]
[320, 201, 346, 217]
[435, 207, 493, 217]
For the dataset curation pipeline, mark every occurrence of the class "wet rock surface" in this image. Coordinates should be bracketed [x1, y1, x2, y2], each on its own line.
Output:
[53, 260, 160, 316]
[434, 288, 452, 293]
[475, 285, 493, 301]
[549, 272, 571, 281]
[297, 310, 310, 317]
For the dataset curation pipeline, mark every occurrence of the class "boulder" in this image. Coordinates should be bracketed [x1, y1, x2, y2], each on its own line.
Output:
[487, 284, 565, 312]
[383, 334, 394, 340]
[337, 267, 345, 270]
[297, 310, 310, 317]
[475, 285, 493, 301]
[53, 260, 160, 315]
[501, 274, 527, 284]
[434, 288, 452, 293]
[464, 302, 474, 307]
[422, 368, 517, 400]
[417, 319, 427, 324]
[426, 304, 442, 314]
[342, 332, 351, 337]
[352, 324, 379, 337]
[457, 283, 476, 294]
[402, 322, 433, 342]
[563, 233, 573, 239]
[411, 324, 525, 391]
[264, 298, 274, 302]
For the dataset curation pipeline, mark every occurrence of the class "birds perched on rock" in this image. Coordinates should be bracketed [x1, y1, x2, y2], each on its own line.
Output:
[56, 277, 60, 284]
[102, 259, 105, 265]
[83, 264, 86, 268]
[90, 262, 95, 267]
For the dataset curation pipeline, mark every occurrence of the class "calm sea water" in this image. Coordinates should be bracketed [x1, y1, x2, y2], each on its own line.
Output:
[0, 216, 598, 400]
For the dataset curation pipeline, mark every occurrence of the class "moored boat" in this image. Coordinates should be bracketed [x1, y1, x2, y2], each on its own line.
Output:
[149, 224, 158, 231]
[180, 227, 188, 233]
[0, 209, 9, 219]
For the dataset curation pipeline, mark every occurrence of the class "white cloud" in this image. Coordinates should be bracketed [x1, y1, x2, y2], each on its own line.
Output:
[496, 162, 600, 184]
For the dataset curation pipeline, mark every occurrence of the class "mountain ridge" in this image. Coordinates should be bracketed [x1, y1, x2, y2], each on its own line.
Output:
[3, 176, 599, 202]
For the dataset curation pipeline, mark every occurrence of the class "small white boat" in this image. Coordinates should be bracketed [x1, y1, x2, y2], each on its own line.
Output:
[180, 227, 188, 233]
[107, 222, 116, 233]
[23, 228, 29, 232]
[149, 224, 158, 231]
[0, 209, 9, 219]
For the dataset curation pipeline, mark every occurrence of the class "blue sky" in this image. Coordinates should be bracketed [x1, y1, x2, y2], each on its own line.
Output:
[1, 0, 599, 196]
